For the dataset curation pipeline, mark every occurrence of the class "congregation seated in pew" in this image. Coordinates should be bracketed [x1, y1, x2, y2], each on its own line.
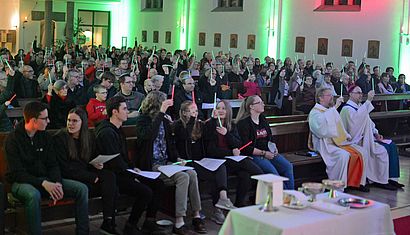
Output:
[1, 42, 409, 234]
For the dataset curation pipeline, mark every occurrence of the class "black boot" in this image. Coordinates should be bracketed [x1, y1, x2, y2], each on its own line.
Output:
[100, 218, 120, 235]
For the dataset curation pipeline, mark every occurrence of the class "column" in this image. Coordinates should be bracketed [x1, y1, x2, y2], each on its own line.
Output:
[44, 0, 53, 48]
[66, 1, 75, 44]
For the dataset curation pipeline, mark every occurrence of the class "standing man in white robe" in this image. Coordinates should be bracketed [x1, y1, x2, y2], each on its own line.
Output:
[309, 88, 368, 191]
[340, 86, 402, 190]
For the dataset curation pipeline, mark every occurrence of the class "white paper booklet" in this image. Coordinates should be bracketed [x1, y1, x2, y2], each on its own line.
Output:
[194, 158, 226, 171]
[158, 165, 194, 177]
[127, 169, 161, 179]
[89, 154, 120, 165]
[225, 156, 248, 162]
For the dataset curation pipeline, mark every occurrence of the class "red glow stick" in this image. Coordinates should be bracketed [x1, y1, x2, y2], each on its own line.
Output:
[8, 94, 16, 103]
[239, 141, 253, 151]
[192, 90, 195, 104]
[171, 85, 175, 100]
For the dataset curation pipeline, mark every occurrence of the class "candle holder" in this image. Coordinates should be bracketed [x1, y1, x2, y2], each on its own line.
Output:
[302, 182, 324, 202]
[322, 179, 345, 199]
[259, 182, 279, 212]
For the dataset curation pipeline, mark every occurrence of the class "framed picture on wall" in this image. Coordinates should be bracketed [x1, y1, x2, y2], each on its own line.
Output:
[153, 31, 159, 43]
[247, 34, 256, 50]
[230, 34, 238, 48]
[142, 30, 147, 42]
[341, 39, 353, 57]
[199, 32, 206, 46]
[214, 33, 221, 47]
[317, 38, 328, 55]
[165, 31, 171, 44]
[368, 40, 380, 59]
[295, 36, 305, 53]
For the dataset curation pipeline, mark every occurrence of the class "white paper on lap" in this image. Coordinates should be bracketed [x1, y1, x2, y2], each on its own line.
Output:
[158, 165, 194, 177]
[225, 155, 248, 162]
[127, 169, 161, 179]
[194, 158, 226, 171]
[89, 154, 119, 165]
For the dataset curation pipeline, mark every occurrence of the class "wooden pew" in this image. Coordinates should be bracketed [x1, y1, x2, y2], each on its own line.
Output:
[266, 114, 307, 123]
[270, 120, 327, 187]
[0, 130, 135, 233]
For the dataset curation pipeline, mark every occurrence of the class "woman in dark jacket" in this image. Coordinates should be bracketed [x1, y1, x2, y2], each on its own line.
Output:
[204, 100, 263, 207]
[173, 100, 236, 225]
[43, 80, 76, 129]
[54, 108, 119, 234]
[135, 91, 207, 234]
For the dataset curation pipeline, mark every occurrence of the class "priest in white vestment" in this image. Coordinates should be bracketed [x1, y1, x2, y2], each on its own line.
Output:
[309, 88, 368, 191]
[340, 86, 402, 190]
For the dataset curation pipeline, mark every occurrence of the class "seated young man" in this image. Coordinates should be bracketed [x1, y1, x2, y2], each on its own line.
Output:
[94, 96, 166, 235]
[5, 101, 89, 235]
[86, 84, 108, 127]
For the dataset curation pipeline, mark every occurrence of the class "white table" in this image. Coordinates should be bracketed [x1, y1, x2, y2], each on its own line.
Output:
[219, 192, 394, 235]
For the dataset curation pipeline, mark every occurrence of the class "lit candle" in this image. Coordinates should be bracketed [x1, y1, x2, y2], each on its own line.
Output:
[372, 77, 375, 91]
[192, 90, 195, 104]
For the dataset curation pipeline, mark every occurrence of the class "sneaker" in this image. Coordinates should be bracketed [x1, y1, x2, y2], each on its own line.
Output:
[215, 198, 237, 210]
[100, 219, 120, 235]
[192, 218, 207, 234]
[172, 225, 197, 235]
[211, 209, 225, 225]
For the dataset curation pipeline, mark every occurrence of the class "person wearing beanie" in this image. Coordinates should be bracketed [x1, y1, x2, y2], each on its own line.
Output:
[43, 80, 76, 129]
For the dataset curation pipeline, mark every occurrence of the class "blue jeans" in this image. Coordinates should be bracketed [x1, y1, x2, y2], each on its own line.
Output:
[11, 178, 89, 235]
[252, 155, 295, 190]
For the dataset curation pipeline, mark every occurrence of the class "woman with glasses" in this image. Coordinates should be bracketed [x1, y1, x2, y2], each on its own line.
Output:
[86, 84, 108, 127]
[235, 95, 294, 189]
[54, 108, 119, 234]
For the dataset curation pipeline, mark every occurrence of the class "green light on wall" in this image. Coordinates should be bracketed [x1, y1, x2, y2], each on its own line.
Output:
[399, 0, 410, 81]
[399, 37, 410, 81]
[179, 0, 189, 49]
[267, 0, 280, 59]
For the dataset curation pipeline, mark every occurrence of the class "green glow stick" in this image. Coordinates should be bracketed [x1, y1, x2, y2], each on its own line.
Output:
[172, 160, 193, 165]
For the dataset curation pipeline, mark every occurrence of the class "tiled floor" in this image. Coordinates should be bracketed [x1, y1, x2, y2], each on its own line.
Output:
[6, 156, 410, 235]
